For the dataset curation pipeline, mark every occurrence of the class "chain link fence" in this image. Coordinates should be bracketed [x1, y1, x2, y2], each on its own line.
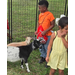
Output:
[7, 0, 68, 43]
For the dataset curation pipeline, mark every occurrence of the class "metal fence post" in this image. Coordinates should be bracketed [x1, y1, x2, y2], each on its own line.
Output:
[64, 0, 68, 16]
[8, 0, 10, 43]
[35, 0, 38, 37]
[11, 0, 12, 42]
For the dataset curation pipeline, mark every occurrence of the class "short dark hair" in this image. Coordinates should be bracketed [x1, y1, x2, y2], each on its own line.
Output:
[38, 0, 49, 8]
[58, 17, 68, 29]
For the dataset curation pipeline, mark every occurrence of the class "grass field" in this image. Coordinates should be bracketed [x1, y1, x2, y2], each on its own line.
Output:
[7, 0, 68, 75]
[7, 50, 68, 75]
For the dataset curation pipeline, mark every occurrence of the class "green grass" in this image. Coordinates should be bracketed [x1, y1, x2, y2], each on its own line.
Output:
[7, 0, 68, 75]
[7, 49, 68, 75]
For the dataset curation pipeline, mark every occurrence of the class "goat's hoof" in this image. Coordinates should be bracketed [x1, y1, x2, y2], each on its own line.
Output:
[21, 65, 24, 69]
[27, 69, 30, 72]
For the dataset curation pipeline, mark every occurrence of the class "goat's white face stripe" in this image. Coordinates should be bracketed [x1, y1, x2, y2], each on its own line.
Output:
[32, 42, 35, 50]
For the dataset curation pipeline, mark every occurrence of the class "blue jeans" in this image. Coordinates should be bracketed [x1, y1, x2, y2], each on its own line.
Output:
[39, 36, 51, 58]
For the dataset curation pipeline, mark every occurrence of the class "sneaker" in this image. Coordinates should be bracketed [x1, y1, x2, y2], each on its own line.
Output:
[45, 62, 49, 68]
[39, 57, 45, 64]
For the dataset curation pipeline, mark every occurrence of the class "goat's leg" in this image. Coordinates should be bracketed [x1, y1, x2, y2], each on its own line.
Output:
[21, 59, 24, 69]
[25, 59, 30, 72]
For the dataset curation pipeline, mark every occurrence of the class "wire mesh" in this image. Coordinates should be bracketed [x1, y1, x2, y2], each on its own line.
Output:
[7, 0, 68, 43]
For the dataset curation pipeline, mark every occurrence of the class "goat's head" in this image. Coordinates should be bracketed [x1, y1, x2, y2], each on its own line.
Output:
[33, 38, 44, 50]
[25, 37, 32, 44]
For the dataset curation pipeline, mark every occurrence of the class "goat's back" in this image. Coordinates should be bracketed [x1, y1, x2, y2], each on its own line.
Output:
[19, 43, 32, 59]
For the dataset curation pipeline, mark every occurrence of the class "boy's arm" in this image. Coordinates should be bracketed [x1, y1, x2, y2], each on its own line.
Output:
[42, 19, 55, 35]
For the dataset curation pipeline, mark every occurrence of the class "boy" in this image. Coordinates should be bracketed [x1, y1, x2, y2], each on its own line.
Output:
[35, 0, 55, 65]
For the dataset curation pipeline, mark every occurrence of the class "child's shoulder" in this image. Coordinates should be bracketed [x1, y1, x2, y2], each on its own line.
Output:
[51, 30, 59, 38]
[52, 31, 57, 35]
[51, 31, 57, 38]
[46, 11, 55, 20]
[48, 11, 54, 15]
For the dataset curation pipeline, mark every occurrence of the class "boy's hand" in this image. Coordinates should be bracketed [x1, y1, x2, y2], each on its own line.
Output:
[35, 31, 38, 35]
[46, 56, 49, 63]
[41, 31, 46, 35]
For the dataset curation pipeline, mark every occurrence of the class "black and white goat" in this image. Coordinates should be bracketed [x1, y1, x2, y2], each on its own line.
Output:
[7, 39, 41, 72]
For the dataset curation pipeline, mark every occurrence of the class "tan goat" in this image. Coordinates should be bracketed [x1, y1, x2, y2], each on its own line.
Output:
[7, 37, 32, 47]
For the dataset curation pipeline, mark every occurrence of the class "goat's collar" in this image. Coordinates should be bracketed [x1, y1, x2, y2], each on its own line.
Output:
[32, 42, 35, 50]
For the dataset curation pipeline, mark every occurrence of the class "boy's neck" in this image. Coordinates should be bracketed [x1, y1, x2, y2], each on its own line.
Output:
[41, 10, 48, 13]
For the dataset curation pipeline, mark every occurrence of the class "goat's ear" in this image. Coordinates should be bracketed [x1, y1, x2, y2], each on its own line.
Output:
[38, 37, 43, 41]
[36, 37, 43, 42]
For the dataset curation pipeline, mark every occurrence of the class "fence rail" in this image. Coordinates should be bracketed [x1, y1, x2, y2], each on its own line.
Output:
[7, 0, 68, 43]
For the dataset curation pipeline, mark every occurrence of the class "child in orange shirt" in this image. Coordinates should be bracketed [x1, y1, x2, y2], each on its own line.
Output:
[35, 0, 55, 65]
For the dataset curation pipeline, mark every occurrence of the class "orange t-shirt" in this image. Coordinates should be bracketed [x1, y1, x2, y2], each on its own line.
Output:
[38, 11, 55, 36]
